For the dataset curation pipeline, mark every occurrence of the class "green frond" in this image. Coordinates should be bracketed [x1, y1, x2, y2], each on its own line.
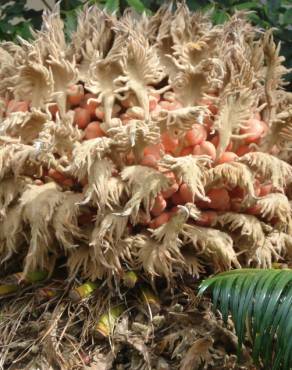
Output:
[198, 269, 292, 370]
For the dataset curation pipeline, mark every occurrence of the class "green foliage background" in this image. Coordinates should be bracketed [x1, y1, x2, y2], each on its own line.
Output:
[0, 0, 291, 87]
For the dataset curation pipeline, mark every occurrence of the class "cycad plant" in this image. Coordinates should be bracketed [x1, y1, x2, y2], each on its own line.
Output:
[0, 1, 292, 368]
[199, 269, 292, 370]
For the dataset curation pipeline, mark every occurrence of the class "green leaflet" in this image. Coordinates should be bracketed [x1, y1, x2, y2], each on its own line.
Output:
[199, 269, 292, 370]
[105, 0, 120, 13]
[126, 0, 151, 14]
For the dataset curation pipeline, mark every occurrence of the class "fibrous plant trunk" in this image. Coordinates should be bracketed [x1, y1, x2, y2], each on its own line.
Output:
[0, 2, 291, 369]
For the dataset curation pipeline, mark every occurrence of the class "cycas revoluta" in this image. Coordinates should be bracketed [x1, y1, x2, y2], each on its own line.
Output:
[0, 2, 291, 368]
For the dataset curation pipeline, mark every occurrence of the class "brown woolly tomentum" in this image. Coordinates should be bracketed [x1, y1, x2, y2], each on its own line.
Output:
[0, 5, 292, 290]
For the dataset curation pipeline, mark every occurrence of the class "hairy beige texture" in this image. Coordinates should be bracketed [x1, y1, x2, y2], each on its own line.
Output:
[70, 137, 113, 178]
[150, 203, 200, 244]
[251, 236, 280, 268]
[214, 88, 255, 158]
[239, 152, 292, 191]
[0, 205, 24, 261]
[14, 46, 54, 108]
[0, 177, 31, 218]
[214, 212, 267, 247]
[20, 182, 64, 273]
[106, 176, 127, 210]
[1, 110, 48, 143]
[67, 244, 98, 280]
[156, 106, 208, 134]
[68, 138, 114, 207]
[206, 162, 256, 197]
[89, 213, 130, 280]
[109, 119, 160, 162]
[70, 7, 114, 80]
[0, 3, 291, 288]
[133, 234, 184, 281]
[120, 165, 173, 222]
[262, 31, 287, 124]
[159, 155, 211, 201]
[258, 193, 291, 227]
[0, 144, 16, 180]
[213, 212, 274, 266]
[52, 192, 84, 250]
[114, 23, 165, 120]
[182, 224, 241, 271]
[37, 110, 82, 157]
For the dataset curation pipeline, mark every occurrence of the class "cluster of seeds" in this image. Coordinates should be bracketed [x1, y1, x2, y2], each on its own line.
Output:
[0, 4, 291, 286]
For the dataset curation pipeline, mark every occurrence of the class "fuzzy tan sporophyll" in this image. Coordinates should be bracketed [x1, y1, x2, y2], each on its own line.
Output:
[0, 2, 292, 286]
